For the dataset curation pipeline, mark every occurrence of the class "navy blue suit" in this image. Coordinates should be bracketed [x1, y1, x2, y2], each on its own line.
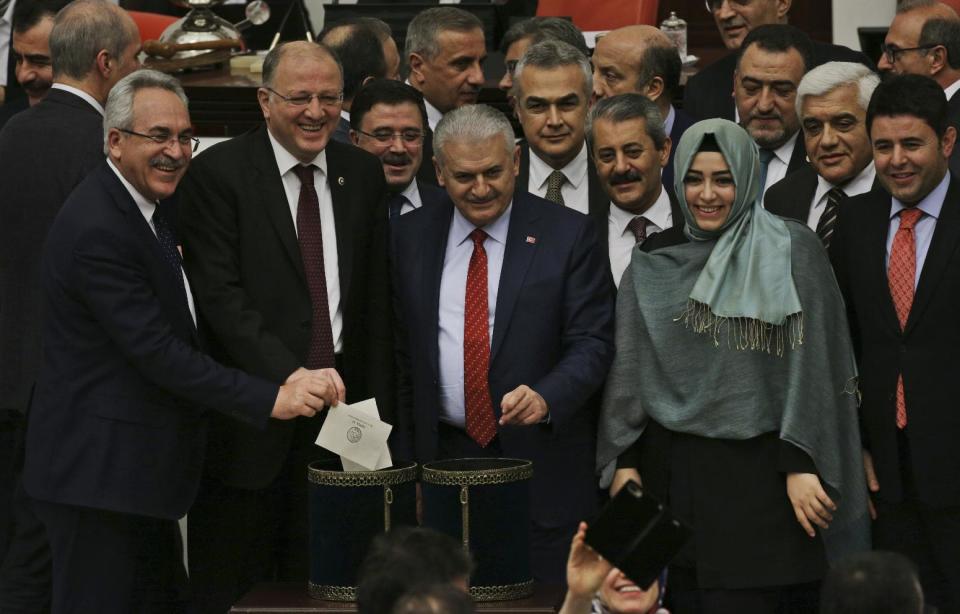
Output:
[23, 163, 279, 612]
[391, 190, 616, 582]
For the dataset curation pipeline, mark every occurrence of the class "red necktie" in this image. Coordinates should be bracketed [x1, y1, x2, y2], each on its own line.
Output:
[463, 229, 497, 447]
[888, 207, 923, 429]
[293, 165, 336, 369]
[626, 216, 649, 244]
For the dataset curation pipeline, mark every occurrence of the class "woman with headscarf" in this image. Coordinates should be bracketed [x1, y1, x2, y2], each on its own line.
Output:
[597, 118, 869, 613]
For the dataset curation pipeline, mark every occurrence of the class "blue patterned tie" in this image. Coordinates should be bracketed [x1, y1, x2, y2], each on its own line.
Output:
[152, 208, 185, 297]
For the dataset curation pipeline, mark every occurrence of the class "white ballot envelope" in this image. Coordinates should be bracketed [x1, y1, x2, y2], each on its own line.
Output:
[315, 398, 392, 471]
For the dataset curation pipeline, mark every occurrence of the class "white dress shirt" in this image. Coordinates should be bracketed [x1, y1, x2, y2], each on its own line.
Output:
[0, 0, 13, 87]
[663, 105, 676, 137]
[50, 83, 104, 115]
[945, 78, 960, 101]
[107, 159, 197, 326]
[607, 186, 673, 286]
[762, 131, 800, 196]
[267, 130, 343, 353]
[437, 204, 512, 427]
[398, 178, 424, 215]
[806, 163, 876, 231]
[424, 98, 443, 132]
[527, 144, 590, 214]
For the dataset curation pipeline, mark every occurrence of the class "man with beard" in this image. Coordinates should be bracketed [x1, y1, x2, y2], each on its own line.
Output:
[350, 79, 445, 217]
[765, 62, 883, 248]
[0, 0, 67, 128]
[877, 1, 960, 174]
[734, 24, 813, 197]
[587, 94, 683, 286]
[0, 1, 140, 609]
[23, 69, 340, 613]
[405, 7, 486, 187]
[684, 0, 870, 122]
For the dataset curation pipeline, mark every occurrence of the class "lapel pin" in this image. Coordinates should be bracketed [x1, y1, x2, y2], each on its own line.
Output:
[337, 176, 345, 186]
[526, 235, 537, 244]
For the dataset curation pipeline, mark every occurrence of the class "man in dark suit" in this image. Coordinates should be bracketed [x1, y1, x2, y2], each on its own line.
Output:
[0, 0, 64, 129]
[405, 7, 486, 187]
[392, 104, 615, 584]
[830, 74, 960, 613]
[684, 0, 871, 122]
[178, 41, 393, 613]
[511, 41, 601, 219]
[733, 25, 815, 198]
[321, 17, 398, 145]
[0, 1, 140, 609]
[765, 61, 882, 248]
[587, 93, 684, 287]
[591, 25, 695, 191]
[350, 78, 445, 216]
[878, 3, 960, 175]
[497, 16, 588, 93]
[23, 68, 340, 614]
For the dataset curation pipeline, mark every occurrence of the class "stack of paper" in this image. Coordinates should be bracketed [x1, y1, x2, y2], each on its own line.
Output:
[315, 398, 393, 471]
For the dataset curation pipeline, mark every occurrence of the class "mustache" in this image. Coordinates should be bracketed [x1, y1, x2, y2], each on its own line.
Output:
[609, 169, 643, 185]
[721, 16, 746, 27]
[747, 111, 783, 123]
[382, 152, 412, 166]
[22, 77, 52, 95]
[150, 155, 188, 171]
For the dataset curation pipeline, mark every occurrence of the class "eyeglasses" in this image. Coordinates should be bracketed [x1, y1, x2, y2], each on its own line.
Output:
[119, 128, 199, 152]
[880, 43, 937, 64]
[704, 0, 752, 12]
[264, 87, 343, 107]
[356, 128, 425, 144]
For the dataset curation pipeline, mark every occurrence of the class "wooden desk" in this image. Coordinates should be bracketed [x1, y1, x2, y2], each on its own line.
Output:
[230, 582, 562, 614]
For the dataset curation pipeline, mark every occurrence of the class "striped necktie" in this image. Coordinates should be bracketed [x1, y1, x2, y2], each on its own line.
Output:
[816, 187, 846, 248]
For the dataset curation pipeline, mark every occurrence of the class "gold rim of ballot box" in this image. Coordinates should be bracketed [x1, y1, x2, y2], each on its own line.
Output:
[307, 460, 417, 487]
[420, 458, 533, 486]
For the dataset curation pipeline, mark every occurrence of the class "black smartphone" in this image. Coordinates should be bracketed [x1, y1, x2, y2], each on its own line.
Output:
[584, 480, 690, 589]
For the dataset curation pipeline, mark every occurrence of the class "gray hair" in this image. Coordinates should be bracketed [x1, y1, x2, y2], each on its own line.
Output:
[262, 41, 343, 89]
[510, 40, 592, 100]
[586, 93, 667, 151]
[433, 104, 514, 166]
[499, 16, 588, 56]
[920, 18, 960, 69]
[103, 69, 189, 155]
[795, 61, 880, 117]
[897, 0, 946, 14]
[405, 7, 483, 61]
[50, 0, 138, 80]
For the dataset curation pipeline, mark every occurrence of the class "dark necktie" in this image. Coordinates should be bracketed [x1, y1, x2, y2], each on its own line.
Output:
[626, 216, 649, 244]
[293, 165, 336, 369]
[758, 148, 775, 194]
[545, 170, 566, 205]
[888, 207, 923, 429]
[151, 208, 188, 303]
[387, 193, 408, 219]
[463, 229, 497, 447]
[816, 187, 846, 248]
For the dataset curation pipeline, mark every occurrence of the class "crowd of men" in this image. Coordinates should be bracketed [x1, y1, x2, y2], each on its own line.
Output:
[0, 0, 959, 612]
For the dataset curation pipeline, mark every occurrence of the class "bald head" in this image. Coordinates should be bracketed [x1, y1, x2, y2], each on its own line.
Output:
[262, 40, 343, 89]
[880, 1, 960, 86]
[591, 25, 681, 112]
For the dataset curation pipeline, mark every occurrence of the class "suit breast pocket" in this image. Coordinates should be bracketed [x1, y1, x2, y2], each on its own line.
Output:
[91, 396, 174, 427]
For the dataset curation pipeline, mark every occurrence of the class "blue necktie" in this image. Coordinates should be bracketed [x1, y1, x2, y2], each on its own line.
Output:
[388, 194, 408, 219]
[758, 148, 775, 194]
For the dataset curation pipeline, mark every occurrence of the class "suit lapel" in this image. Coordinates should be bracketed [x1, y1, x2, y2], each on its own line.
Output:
[905, 178, 960, 334]
[491, 195, 539, 363]
[422, 201, 453, 381]
[517, 142, 531, 194]
[865, 190, 902, 334]
[787, 134, 808, 174]
[325, 143, 355, 305]
[587, 156, 611, 254]
[790, 168, 818, 222]
[252, 127, 306, 284]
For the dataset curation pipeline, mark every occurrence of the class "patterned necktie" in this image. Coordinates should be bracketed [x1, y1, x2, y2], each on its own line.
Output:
[463, 229, 497, 447]
[758, 148, 775, 194]
[816, 187, 846, 248]
[626, 216, 649, 244]
[388, 193, 408, 219]
[545, 170, 566, 205]
[293, 165, 336, 369]
[152, 208, 190, 315]
[888, 207, 923, 429]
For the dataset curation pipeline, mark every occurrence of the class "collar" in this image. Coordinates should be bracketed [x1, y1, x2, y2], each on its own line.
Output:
[51, 83, 104, 115]
[813, 163, 876, 205]
[267, 128, 328, 177]
[890, 172, 950, 221]
[1, 0, 12, 23]
[451, 201, 513, 247]
[528, 143, 588, 191]
[772, 131, 799, 165]
[609, 184, 672, 235]
[107, 158, 156, 220]
[340, 109, 351, 122]
[945, 77, 960, 101]
[664, 105, 676, 136]
[401, 178, 422, 209]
